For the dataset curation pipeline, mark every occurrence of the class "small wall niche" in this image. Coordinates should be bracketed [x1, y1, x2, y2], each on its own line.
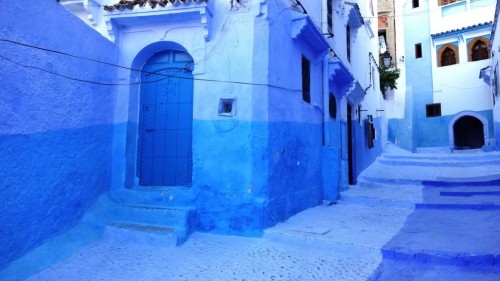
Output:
[218, 98, 236, 117]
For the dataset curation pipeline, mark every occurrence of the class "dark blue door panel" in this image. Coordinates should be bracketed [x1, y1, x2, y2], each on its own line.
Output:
[138, 51, 193, 186]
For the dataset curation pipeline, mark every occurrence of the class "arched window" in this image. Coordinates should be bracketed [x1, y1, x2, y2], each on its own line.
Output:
[441, 47, 456, 66]
[470, 40, 489, 61]
[437, 43, 458, 67]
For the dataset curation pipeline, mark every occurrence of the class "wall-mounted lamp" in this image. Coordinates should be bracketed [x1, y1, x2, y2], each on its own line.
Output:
[382, 51, 392, 68]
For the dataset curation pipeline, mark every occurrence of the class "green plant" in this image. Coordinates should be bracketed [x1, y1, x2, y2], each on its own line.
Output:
[380, 68, 400, 99]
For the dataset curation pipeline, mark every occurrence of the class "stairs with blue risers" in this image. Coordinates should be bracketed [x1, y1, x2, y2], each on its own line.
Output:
[358, 148, 500, 186]
[379, 152, 500, 167]
[84, 193, 196, 246]
[362, 145, 500, 280]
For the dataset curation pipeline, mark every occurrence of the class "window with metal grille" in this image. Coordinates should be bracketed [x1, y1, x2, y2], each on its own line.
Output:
[471, 40, 489, 61]
[426, 103, 442, 117]
[302, 56, 311, 103]
[415, 43, 422, 58]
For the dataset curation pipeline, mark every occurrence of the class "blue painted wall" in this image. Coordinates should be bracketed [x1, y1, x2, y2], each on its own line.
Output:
[264, 1, 324, 227]
[190, 2, 325, 234]
[0, 1, 118, 271]
[389, 0, 433, 151]
[352, 117, 383, 182]
[193, 120, 266, 236]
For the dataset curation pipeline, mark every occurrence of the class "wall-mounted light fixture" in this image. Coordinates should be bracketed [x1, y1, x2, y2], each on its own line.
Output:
[382, 51, 392, 68]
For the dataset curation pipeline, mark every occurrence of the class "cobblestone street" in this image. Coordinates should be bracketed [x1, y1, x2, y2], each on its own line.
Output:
[10, 145, 500, 281]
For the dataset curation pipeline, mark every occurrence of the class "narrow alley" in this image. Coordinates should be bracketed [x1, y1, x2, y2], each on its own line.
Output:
[9, 145, 498, 281]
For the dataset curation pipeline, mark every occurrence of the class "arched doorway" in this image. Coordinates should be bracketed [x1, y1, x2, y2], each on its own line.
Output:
[138, 50, 194, 186]
[452, 115, 485, 150]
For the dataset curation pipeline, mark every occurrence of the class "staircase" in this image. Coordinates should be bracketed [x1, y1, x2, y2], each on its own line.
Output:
[358, 144, 500, 280]
[358, 145, 500, 186]
[83, 187, 197, 246]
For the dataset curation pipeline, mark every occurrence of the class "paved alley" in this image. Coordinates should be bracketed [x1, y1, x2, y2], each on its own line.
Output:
[13, 145, 500, 281]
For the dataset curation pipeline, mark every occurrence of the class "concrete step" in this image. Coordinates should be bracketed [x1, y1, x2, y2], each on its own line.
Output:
[378, 156, 500, 167]
[381, 152, 500, 161]
[84, 194, 195, 245]
[380, 247, 500, 268]
[357, 176, 423, 186]
[109, 186, 198, 208]
[101, 223, 178, 248]
[341, 183, 423, 208]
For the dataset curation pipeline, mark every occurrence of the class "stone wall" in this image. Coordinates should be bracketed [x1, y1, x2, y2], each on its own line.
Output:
[0, 1, 118, 270]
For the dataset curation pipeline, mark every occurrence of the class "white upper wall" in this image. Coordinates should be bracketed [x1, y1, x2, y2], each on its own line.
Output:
[429, 0, 496, 35]
[490, 1, 500, 121]
[384, 0, 407, 120]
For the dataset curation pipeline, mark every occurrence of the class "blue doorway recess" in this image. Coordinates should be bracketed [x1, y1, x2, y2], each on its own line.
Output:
[139, 50, 194, 186]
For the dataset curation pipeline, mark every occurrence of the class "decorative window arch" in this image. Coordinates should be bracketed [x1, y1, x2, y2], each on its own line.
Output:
[437, 43, 458, 67]
[468, 37, 490, 62]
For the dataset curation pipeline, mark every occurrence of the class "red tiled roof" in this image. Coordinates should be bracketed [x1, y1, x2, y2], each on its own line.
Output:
[104, 0, 207, 12]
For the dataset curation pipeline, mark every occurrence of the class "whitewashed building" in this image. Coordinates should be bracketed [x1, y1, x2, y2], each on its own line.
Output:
[389, 0, 496, 152]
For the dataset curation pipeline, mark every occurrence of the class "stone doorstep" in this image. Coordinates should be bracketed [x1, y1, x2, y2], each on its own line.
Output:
[381, 247, 500, 268]
[102, 223, 183, 247]
[84, 194, 196, 246]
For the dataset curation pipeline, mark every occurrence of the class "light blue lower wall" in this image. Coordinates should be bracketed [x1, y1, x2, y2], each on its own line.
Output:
[0, 0, 118, 271]
[496, 122, 500, 150]
[192, 120, 266, 236]
[351, 117, 383, 182]
[191, 119, 324, 235]
[389, 110, 494, 149]
[264, 121, 323, 227]
[0, 125, 114, 270]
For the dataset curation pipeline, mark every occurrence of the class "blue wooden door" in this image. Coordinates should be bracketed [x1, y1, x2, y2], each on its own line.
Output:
[139, 51, 193, 186]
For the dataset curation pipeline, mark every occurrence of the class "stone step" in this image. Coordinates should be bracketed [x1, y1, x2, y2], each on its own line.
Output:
[109, 186, 198, 208]
[378, 156, 500, 167]
[357, 176, 423, 186]
[84, 194, 195, 245]
[341, 183, 423, 208]
[381, 247, 500, 268]
[101, 223, 178, 248]
[381, 151, 500, 160]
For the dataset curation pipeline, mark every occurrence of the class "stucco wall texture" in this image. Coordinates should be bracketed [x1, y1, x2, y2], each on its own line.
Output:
[0, 1, 118, 270]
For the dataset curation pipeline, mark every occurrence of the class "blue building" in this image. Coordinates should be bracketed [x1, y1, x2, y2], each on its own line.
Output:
[388, 0, 497, 152]
[0, 0, 384, 276]
[489, 0, 500, 150]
